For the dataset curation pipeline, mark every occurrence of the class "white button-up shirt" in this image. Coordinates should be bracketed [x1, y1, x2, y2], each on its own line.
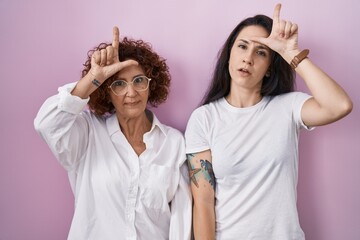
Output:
[34, 83, 192, 240]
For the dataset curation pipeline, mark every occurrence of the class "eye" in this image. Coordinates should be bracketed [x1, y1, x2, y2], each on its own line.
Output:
[113, 80, 127, 87]
[133, 76, 145, 84]
[257, 50, 267, 57]
[238, 44, 247, 49]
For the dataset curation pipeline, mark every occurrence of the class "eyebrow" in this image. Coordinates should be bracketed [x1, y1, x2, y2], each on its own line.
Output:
[238, 39, 270, 50]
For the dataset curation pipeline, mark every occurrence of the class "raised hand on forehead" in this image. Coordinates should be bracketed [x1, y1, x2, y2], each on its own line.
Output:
[90, 27, 138, 83]
[251, 4, 299, 57]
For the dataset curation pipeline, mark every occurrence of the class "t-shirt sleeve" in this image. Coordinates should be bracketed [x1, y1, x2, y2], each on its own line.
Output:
[292, 92, 314, 131]
[184, 107, 211, 154]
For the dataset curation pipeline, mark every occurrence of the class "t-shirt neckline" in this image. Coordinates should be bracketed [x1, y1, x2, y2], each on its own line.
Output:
[220, 96, 268, 113]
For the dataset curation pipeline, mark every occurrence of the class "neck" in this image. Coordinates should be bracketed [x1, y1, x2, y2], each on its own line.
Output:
[226, 89, 262, 108]
[117, 111, 152, 140]
[116, 110, 152, 156]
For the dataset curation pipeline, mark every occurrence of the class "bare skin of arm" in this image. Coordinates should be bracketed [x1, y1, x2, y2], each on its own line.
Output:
[187, 150, 216, 240]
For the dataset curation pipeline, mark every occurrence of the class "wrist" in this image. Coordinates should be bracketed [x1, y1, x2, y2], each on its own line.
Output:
[289, 49, 310, 69]
[71, 73, 99, 99]
[87, 71, 102, 88]
[281, 49, 301, 63]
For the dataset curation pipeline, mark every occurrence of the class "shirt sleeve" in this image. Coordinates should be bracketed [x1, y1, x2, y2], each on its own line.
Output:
[292, 92, 314, 131]
[184, 107, 211, 154]
[34, 82, 90, 171]
[169, 138, 192, 240]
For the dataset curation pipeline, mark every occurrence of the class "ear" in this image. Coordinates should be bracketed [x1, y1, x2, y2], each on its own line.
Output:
[265, 70, 271, 77]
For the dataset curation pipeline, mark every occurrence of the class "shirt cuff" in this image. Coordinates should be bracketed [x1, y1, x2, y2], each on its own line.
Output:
[57, 82, 90, 114]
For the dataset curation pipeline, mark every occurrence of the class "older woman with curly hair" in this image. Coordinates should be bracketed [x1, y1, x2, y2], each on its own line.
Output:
[34, 27, 191, 240]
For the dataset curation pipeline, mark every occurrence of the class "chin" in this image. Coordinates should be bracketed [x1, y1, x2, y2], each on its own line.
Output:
[123, 108, 146, 118]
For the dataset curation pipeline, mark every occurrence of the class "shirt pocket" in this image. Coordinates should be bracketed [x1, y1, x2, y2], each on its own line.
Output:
[140, 164, 174, 211]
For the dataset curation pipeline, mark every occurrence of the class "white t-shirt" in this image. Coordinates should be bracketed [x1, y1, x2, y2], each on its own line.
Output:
[34, 83, 192, 240]
[185, 92, 312, 240]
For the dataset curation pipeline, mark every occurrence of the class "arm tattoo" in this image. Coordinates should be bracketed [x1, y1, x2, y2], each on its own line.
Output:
[200, 159, 216, 190]
[187, 154, 216, 190]
[187, 154, 201, 187]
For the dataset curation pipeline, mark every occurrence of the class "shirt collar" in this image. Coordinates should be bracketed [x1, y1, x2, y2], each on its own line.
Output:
[148, 110, 167, 137]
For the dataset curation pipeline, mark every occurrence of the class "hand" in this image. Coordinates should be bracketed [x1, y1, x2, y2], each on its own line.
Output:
[251, 4, 299, 59]
[89, 26, 138, 83]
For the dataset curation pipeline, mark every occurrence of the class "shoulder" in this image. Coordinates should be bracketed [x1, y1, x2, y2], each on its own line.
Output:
[164, 125, 184, 140]
[153, 117, 187, 166]
[273, 91, 310, 99]
[185, 101, 221, 139]
[77, 110, 110, 133]
[83, 109, 108, 123]
[189, 100, 222, 121]
[152, 112, 184, 142]
[269, 92, 311, 105]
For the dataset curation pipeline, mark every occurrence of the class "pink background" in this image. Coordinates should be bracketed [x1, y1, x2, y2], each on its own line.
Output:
[1, 0, 359, 239]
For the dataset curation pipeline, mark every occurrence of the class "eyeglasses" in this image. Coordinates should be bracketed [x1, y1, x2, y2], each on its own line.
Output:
[108, 75, 151, 96]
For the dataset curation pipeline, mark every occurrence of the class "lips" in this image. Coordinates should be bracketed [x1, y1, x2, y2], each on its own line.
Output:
[238, 67, 251, 76]
[124, 101, 140, 106]
[239, 67, 250, 73]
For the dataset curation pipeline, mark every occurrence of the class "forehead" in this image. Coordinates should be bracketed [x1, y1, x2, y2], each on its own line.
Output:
[114, 64, 145, 79]
[236, 25, 269, 40]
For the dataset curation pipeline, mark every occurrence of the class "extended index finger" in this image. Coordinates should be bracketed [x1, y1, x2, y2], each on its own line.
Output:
[272, 3, 281, 24]
[112, 26, 119, 50]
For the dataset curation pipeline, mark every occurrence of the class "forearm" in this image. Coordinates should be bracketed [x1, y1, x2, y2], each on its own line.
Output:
[71, 72, 99, 99]
[193, 202, 216, 240]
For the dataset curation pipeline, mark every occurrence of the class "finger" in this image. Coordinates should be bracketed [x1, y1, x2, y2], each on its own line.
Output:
[100, 49, 107, 67]
[272, 3, 281, 25]
[284, 21, 292, 38]
[291, 23, 298, 35]
[112, 26, 119, 50]
[106, 46, 113, 65]
[279, 19, 286, 38]
[91, 50, 101, 66]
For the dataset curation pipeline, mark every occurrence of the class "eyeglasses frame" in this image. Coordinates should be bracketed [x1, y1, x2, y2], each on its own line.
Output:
[108, 75, 152, 96]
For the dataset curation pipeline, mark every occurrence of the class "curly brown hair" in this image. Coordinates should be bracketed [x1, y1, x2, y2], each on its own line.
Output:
[81, 38, 171, 116]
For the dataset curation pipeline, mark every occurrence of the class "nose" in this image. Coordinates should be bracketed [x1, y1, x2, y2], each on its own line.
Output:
[125, 83, 137, 97]
[242, 59, 252, 65]
[242, 52, 253, 65]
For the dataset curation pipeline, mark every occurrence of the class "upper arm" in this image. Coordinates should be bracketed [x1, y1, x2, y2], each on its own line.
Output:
[35, 98, 89, 170]
[301, 97, 350, 127]
[187, 150, 215, 205]
[301, 97, 324, 127]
